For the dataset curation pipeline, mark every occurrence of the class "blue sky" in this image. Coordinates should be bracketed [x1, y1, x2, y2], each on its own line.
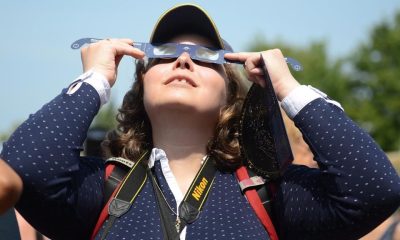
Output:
[0, 0, 399, 134]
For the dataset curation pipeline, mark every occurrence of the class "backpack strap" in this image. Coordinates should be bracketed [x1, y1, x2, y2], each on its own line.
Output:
[91, 153, 148, 240]
[236, 166, 279, 240]
[92, 156, 279, 240]
[102, 158, 132, 205]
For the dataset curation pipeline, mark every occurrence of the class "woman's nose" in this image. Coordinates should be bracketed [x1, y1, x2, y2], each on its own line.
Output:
[173, 52, 194, 71]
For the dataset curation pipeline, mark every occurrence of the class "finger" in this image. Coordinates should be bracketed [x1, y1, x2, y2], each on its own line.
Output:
[113, 41, 145, 59]
[93, 39, 145, 59]
[255, 75, 266, 87]
[224, 52, 255, 62]
[116, 38, 135, 45]
[104, 38, 134, 45]
[244, 72, 266, 88]
[249, 69, 266, 86]
[244, 59, 258, 72]
[249, 68, 263, 75]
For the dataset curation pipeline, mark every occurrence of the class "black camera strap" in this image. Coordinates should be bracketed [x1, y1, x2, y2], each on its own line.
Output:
[99, 152, 149, 240]
[149, 155, 216, 239]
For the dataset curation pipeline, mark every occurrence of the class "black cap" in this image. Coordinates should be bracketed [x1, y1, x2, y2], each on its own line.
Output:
[150, 4, 226, 50]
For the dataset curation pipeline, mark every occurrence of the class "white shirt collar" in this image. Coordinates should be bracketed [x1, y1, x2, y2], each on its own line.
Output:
[147, 147, 187, 239]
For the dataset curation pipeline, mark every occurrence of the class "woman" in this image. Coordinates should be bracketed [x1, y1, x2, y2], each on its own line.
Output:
[1, 4, 399, 240]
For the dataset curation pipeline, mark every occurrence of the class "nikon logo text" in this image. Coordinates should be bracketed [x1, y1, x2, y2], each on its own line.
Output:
[192, 177, 209, 201]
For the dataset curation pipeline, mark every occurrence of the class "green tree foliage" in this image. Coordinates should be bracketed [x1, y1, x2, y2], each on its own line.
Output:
[84, 101, 118, 156]
[246, 9, 400, 152]
[90, 101, 118, 131]
[348, 12, 400, 151]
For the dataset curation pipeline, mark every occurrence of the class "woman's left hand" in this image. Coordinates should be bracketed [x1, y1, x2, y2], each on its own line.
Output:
[224, 49, 300, 101]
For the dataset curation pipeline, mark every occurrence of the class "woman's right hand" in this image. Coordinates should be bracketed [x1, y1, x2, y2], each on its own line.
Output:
[80, 38, 145, 87]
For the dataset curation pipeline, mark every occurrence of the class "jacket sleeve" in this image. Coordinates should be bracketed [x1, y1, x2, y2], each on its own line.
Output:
[275, 98, 400, 240]
[1, 83, 106, 240]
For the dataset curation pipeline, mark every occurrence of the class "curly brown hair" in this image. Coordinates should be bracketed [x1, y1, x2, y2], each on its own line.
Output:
[102, 60, 247, 172]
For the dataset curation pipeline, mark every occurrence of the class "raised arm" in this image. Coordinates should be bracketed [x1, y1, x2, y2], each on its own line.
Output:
[225, 49, 400, 239]
[0, 82, 106, 239]
[0, 38, 146, 239]
[276, 96, 400, 239]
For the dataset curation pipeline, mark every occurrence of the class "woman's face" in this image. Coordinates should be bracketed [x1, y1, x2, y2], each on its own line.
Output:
[143, 34, 228, 121]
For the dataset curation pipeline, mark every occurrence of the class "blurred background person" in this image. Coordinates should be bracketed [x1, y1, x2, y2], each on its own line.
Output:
[0, 158, 22, 214]
[0, 158, 22, 240]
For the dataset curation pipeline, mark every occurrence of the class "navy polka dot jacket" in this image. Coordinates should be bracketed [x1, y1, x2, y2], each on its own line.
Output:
[2, 83, 399, 240]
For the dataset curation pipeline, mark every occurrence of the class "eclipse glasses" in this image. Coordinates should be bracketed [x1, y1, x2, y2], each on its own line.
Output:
[71, 38, 303, 71]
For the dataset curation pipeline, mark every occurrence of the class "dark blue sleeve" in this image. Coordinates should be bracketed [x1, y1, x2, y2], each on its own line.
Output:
[1, 83, 106, 240]
[275, 98, 400, 240]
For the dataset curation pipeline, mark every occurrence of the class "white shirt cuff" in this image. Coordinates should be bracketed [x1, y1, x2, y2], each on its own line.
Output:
[281, 85, 343, 119]
[67, 69, 111, 106]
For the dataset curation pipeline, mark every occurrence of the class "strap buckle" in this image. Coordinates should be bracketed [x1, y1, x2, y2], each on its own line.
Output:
[108, 198, 132, 217]
[239, 176, 266, 191]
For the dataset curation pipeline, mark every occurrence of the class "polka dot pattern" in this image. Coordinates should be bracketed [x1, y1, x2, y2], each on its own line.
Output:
[1, 85, 399, 240]
[2, 84, 105, 239]
[186, 172, 269, 240]
[96, 180, 164, 240]
[274, 99, 400, 240]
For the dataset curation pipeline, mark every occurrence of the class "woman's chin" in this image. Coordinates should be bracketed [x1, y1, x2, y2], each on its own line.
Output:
[146, 100, 220, 119]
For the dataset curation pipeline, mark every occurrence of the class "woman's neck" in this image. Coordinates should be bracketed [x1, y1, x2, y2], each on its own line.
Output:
[151, 111, 216, 156]
[150, 113, 216, 194]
